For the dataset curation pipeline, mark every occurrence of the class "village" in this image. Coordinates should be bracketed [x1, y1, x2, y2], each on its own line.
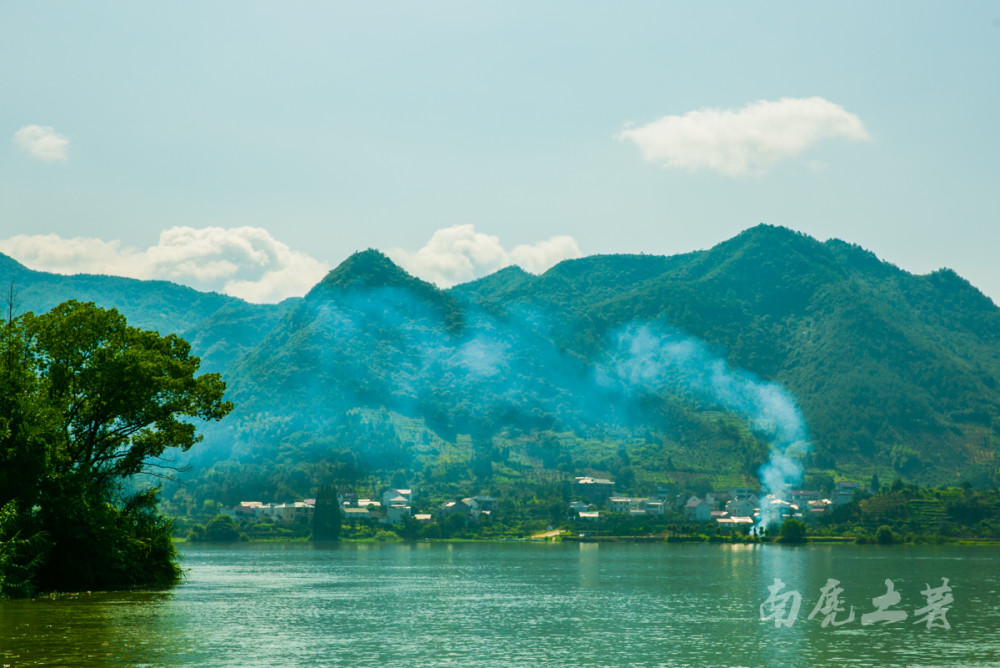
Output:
[221, 476, 865, 535]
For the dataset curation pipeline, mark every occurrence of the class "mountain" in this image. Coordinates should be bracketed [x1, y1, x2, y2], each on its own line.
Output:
[0, 252, 293, 373]
[449, 226, 1000, 480]
[4, 227, 1000, 495]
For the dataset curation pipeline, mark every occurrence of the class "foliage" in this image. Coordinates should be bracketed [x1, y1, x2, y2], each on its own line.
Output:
[876, 525, 896, 545]
[372, 529, 403, 542]
[311, 484, 341, 541]
[0, 300, 232, 594]
[208, 224, 1000, 492]
[188, 514, 242, 543]
[0, 501, 46, 598]
[778, 518, 807, 543]
[820, 483, 1000, 540]
[7, 225, 1000, 508]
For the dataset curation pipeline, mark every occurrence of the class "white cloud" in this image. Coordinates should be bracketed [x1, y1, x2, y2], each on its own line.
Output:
[388, 225, 582, 287]
[617, 97, 870, 176]
[0, 225, 582, 299]
[13, 125, 70, 162]
[509, 236, 582, 275]
[0, 227, 329, 303]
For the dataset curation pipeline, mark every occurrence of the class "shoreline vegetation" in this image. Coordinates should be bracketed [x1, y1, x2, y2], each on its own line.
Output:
[0, 300, 232, 599]
[177, 479, 1000, 549]
[174, 534, 1000, 547]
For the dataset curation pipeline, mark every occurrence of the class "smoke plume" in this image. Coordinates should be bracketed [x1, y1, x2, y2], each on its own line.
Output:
[600, 324, 810, 525]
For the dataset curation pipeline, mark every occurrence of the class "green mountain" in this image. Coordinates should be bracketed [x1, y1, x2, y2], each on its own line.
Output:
[0, 253, 293, 374]
[4, 226, 1000, 495]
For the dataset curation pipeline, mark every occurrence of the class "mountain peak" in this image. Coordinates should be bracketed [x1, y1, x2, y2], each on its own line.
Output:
[306, 249, 465, 331]
[726, 223, 819, 250]
[307, 249, 421, 297]
[689, 224, 830, 275]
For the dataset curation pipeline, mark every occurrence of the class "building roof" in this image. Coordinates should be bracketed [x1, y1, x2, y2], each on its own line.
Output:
[575, 477, 614, 485]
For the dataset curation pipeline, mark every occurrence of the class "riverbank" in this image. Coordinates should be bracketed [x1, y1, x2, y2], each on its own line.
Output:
[175, 532, 1000, 546]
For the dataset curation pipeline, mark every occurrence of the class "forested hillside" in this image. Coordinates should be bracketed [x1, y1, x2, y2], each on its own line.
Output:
[451, 226, 1000, 482]
[0, 253, 293, 374]
[3, 225, 999, 509]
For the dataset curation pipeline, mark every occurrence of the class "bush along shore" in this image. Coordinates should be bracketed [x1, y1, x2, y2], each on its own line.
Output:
[176, 479, 1000, 546]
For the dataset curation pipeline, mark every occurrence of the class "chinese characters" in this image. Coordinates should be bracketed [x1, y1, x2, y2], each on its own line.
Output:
[761, 578, 952, 629]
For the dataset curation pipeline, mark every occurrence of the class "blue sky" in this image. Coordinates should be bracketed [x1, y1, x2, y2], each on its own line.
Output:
[2, 2, 998, 303]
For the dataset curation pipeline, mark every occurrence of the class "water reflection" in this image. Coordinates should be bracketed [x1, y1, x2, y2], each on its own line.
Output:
[576, 541, 600, 588]
[0, 591, 176, 667]
[1, 543, 998, 666]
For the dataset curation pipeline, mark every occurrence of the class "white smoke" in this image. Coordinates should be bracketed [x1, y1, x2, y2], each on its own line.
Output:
[602, 324, 810, 527]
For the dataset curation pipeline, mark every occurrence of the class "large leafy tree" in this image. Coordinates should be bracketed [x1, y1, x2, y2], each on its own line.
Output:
[0, 300, 232, 594]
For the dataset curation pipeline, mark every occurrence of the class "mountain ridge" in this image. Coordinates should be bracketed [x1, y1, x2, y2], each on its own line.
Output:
[3, 227, 999, 488]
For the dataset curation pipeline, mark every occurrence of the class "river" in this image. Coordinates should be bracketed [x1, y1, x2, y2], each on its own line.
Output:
[1, 541, 998, 667]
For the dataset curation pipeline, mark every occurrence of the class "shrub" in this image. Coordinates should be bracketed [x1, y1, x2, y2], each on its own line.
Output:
[876, 525, 896, 545]
[778, 518, 807, 543]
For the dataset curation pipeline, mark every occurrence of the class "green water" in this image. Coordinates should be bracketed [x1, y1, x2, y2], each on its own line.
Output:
[1, 542, 998, 667]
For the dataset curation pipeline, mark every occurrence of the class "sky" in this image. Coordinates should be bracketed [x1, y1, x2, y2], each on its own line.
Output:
[2, 2, 998, 304]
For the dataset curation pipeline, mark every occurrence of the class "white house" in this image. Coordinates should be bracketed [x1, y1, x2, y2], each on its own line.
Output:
[607, 496, 643, 514]
[342, 507, 374, 523]
[807, 499, 833, 518]
[381, 488, 412, 524]
[728, 487, 756, 501]
[641, 500, 665, 516]
[574, 477, 615, 501]
[716, 516, 755, 529]
[569, 501, 590, 514]
[440, 500, 470, 517]
[833, 481, 861, 506]
[386, 504, 411, 525]
[234, 501, 266, 519]
[382, 488, 412, 507]
[790, 490, 822, 507]
[760, 496, 798, 520]
[684, 496, 711, 522]
[726, 498, 756, 518]
[472, 495, 498, 513]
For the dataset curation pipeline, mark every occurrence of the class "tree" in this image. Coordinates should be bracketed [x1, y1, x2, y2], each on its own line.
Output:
[311, 484, 342, 541]
[26, 301, 231, 487]
[0, 500, 45, 598]
[203, 514, 241, 542]
[876, 525, 896, 545]
[0, 301, 232, 594]
[778, 518, 807, 543]
[870, 473, 881, 493]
